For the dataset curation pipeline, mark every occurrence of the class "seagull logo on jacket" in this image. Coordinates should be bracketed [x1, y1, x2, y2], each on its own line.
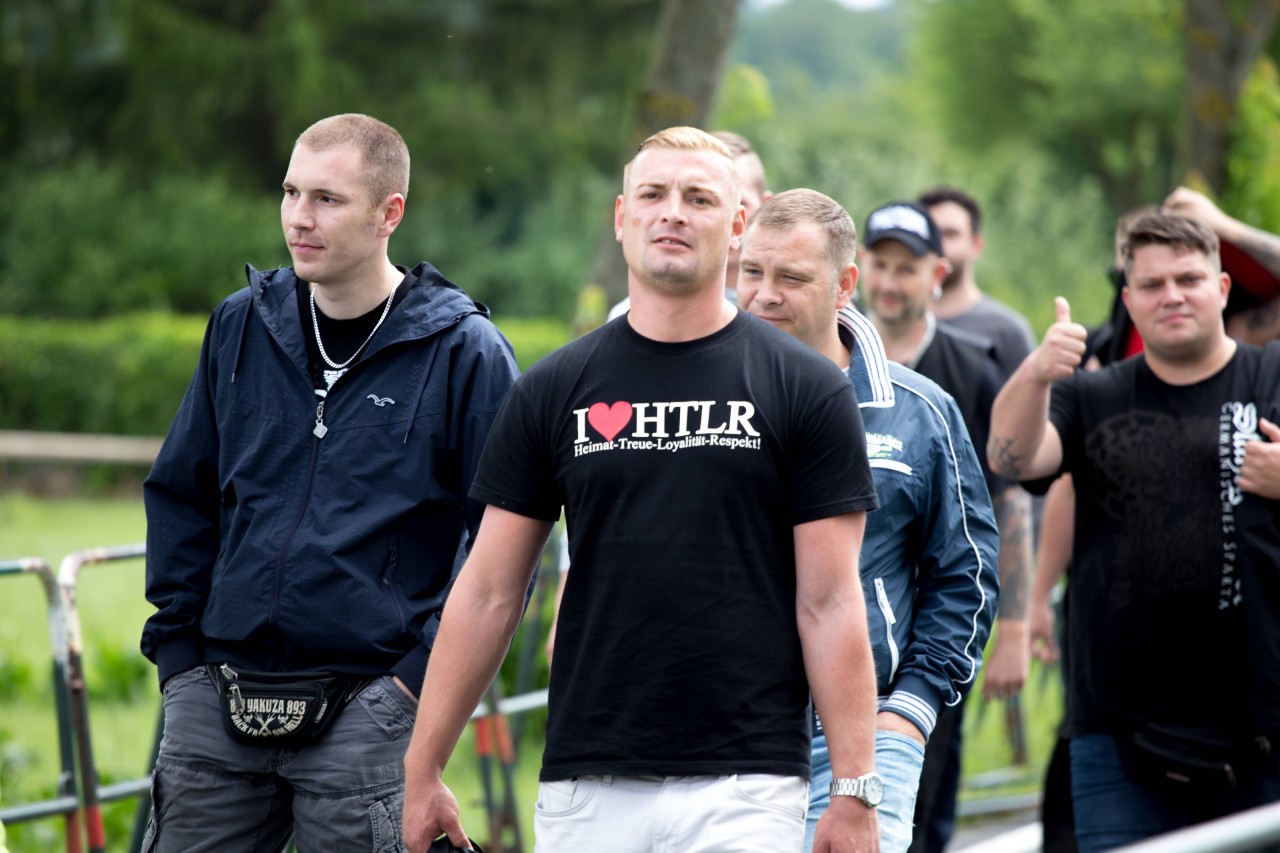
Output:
[572, 400, 762, 456]
[367, 394, 396, 407]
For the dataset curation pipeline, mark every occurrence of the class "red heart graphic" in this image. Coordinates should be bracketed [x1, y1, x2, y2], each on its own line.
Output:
[587, 401, 633, 442]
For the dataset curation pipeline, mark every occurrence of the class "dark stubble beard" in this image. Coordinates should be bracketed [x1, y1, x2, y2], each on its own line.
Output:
[941, 259, 964, 290]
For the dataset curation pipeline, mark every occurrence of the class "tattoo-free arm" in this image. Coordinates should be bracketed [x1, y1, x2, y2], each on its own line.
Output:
[797, 512, 880, 853]
[402, 507, 553, 852]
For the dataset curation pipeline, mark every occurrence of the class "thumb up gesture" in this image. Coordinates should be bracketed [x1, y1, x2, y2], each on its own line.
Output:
[1031, 297, 1088, 383]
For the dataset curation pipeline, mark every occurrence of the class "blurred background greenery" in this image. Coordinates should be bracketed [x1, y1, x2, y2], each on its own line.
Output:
[5, 0, 1279, 362]
[3, 0, 1279, 848]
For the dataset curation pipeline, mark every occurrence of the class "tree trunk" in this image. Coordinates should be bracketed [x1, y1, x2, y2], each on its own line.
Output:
[1183, 0, 1280, 193]
[584, 0, 742, 311]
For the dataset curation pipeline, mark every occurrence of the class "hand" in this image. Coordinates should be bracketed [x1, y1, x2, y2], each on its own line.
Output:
[1161, 187, 1229, 233]
[402, 775, 471, 853]
[982, 620, 1029, 701]
[1028, 596, 1059, 665]
[1029, 298, 1087, 384]
[811, 794, 880, 853]
[1240, 418, 1280, 499]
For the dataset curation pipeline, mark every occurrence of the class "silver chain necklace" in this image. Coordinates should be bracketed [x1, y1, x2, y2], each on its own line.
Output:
[310, 283, 398, 390]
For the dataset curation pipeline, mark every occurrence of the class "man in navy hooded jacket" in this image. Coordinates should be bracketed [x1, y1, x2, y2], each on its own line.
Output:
[140, 113, 518, 852]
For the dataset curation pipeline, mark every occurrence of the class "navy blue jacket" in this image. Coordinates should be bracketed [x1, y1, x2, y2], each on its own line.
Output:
[832, 306, 1000, 740]
[141, 263, 518, 695]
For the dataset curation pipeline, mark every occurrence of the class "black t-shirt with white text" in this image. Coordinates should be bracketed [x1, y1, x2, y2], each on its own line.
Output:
[471, 312, 879, 781]
[1050, 346, 1280, 747]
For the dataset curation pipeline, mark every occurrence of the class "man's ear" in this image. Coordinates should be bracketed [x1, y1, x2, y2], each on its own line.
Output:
[379, 194, 406, 237]
[933, 257, 950, 285]
[836, 263, 859, 309]
[728, 206, 747, 251]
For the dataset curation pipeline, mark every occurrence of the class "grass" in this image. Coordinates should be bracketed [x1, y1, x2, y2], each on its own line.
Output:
[0, 493, 1060, 851]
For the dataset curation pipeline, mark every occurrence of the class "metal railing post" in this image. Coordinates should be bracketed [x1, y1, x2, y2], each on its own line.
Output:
[0, 558, 83, 853]
[58, 544, 147, 853]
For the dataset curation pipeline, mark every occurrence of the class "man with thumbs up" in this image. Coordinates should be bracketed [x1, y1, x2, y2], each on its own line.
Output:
[989, 211, 1280, 851]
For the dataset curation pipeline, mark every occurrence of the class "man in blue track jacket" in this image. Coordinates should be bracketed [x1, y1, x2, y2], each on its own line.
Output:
[140, 114, 518, 852]
[735, 189, 1000, 853]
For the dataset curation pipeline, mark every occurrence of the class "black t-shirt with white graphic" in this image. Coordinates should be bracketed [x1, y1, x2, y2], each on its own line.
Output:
[471, 311, 879, 781]
[1050, 346, 1280, 747]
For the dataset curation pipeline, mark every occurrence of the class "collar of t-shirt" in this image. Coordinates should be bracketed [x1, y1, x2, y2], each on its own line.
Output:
[296, 267, 415, 391]
[906, 311, 938, 370]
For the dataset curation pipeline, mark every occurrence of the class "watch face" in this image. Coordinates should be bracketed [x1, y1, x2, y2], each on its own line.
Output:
[864, 774, 884, 806]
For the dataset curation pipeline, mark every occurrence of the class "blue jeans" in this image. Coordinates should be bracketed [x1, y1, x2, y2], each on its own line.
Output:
[805, 729, 925, 853]
[1070, 732, 1280, 853]
[143, 666, 418, 853]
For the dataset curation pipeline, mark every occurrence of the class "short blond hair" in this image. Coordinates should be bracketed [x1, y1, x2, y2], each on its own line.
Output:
[295, 114, 409, 207]
[622, 126, 739, 206]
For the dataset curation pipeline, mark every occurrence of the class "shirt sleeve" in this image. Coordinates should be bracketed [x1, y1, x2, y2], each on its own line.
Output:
[469, 372, 564, 522]
[141, 307, 226, 686]
[1020, 372, 1081, 495]
[789, 378, 879, 525]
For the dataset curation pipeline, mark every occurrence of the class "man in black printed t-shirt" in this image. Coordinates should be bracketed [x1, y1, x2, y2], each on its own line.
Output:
[402, 127, 883, 853]
[989, 212, 1280, 852]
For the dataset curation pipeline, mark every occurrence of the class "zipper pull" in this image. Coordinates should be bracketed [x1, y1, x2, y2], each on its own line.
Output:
[220, 664, 245, 713]
[313, 400, 328, 438]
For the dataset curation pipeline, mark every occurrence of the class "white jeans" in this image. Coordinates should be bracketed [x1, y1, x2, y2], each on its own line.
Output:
[534, 773, 809, 852]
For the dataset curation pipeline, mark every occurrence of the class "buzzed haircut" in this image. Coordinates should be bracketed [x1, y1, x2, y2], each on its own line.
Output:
[919, 186, 982, 235]
[1119, 212, 1221, 274]
[623, 126, 740, 207]
[295, 114, 410, 207]
[748, 188, 857, 289]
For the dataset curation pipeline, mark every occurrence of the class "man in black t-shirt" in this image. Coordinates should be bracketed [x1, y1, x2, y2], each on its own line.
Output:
[989, 212, 1280, 851]
[403, 127, 882, 853]
[859, 201, 1031, 853]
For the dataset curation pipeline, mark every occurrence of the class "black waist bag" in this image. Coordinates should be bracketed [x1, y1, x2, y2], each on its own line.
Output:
[1118, 728, 1239, 793]
[209, 663, 364, 746]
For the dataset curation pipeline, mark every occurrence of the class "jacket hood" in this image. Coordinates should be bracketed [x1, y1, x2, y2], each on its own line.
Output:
[231, 261, 488, 385]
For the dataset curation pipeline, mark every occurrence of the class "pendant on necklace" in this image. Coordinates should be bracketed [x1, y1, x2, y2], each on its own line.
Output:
[323, 368, 346, 389]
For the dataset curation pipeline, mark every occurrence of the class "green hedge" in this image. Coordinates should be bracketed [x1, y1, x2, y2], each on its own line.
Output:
[0, 314, 569, 435]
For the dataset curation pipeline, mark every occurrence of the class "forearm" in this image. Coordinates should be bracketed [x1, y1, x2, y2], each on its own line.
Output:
[404, 581, 525, 780]
[403, 513, 550, 783]
[983, 485, 1033, 696]
[1031, 476, 1074, 610]
[801, 599, 878, 777]
[1218, 218, 1280, 280]
[993, 486, 1031, 622]
[988, 366, 1054, 480]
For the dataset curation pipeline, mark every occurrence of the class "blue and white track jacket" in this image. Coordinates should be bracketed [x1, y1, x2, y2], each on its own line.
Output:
[824, 306, 1001, 741]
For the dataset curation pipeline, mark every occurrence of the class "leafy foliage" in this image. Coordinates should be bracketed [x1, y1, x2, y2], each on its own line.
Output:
[0, 313, 569, 435]
[1222, 57, 1280, 234]
[909, 0, 1183, 211]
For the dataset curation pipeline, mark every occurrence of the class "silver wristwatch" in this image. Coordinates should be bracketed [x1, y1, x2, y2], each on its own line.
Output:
[830, 773, 884, 807]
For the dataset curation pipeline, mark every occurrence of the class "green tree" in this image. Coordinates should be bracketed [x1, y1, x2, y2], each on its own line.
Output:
[911, 0, 1183, 211]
